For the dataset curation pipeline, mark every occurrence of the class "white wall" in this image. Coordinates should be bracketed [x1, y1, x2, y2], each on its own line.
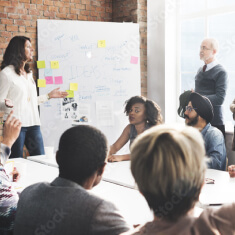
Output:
[147, 0, 178, 124]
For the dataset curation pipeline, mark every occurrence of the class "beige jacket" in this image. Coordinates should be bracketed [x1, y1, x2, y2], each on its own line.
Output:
[122, 204, 235, 235]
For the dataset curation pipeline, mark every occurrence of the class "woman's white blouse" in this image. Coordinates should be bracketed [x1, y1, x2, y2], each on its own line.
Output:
[0, 65, 48, 127]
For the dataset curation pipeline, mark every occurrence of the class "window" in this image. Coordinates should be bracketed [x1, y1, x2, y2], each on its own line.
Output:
[180, 0, 235, 130]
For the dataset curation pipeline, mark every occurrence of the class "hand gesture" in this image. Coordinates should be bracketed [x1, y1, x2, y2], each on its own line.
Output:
[5, 99, 13, 108]
[108, 155, 124, 163]
[3, 111, 21, 148]
[48, 88, 68, 99]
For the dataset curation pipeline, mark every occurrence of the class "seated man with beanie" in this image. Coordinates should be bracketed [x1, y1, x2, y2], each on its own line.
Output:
[14, 125, 130, 235]
[184, 92, 226, 170]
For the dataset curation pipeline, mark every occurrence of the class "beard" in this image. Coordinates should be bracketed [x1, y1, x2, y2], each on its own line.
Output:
[185, 114, 199, 126]
[200, 53, 214, 62]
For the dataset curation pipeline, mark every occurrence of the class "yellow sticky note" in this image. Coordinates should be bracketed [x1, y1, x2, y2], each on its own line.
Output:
[66, 90, 74, 98]
[37, 61, 46, 69]
[98, 40, 106, 48]
[51, 61, 59, 69]
[37, 79, 46, 87]
[70, 83, 78, 91]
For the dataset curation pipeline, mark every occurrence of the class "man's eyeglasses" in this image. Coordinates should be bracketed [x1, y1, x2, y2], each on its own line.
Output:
[200, 46, 212, 51]
[185, 106, 197, 112]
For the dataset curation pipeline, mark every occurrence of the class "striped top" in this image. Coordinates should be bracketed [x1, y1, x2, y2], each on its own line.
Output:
[0, 143, 19, 232]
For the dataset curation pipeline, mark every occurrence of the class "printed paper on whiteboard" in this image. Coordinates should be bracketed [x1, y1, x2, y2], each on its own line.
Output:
[96, 101, 114, 126]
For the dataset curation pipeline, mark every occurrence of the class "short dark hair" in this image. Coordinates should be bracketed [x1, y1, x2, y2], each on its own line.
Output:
[57, 125, 108, 185]
[124, 96, 163, 126]
[1, 36, 31, 75]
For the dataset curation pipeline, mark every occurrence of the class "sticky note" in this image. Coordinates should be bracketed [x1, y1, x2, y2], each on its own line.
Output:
[98, 40, 106, 48]
[54, 76, 63, 84]
[66, 90, 74, 98]
[130, 56, 138, 64]
[70, 83, 78, 91]
[45, 68, 53, 77]
[45, 76, 53, 84]
[51, 61, 59, 69]
[37, 79, 46, 87]
[37, 61, 46, 69]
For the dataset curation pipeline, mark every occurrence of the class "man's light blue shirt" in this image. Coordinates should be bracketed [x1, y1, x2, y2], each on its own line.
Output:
[201, 123, 226, 171]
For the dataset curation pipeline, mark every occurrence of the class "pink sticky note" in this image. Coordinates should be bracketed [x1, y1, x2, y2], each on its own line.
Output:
[130, 56, 139, 64]
[45, 76, 53, 84]
[54, 76, 63, 84]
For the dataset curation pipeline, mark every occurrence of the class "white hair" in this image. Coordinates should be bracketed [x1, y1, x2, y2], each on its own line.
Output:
[204, 38, 219, 52]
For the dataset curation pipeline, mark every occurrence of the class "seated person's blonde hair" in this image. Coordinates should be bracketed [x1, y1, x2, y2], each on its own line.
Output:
[130, 125, 207, 221]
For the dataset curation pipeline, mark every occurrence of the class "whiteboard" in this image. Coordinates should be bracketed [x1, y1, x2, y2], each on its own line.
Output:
[37, 19, 140, 150]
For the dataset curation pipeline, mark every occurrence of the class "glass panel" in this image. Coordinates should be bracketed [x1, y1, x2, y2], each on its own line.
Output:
[180, 0, 206, 15]
[181, 18, 205, 92]
[209, 13, 235, 126]
[208, 0, 235, 9]
[181, 73, 195, 93]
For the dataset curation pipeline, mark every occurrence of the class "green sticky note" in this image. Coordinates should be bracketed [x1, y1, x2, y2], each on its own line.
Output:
[37, 61, 46, 69]
[66, 90, 74, 98]
[70, 83, 78, 91]
[51, 61, 59, 69]
[98, 40, 106, 48]
[37, 79, 46, 87]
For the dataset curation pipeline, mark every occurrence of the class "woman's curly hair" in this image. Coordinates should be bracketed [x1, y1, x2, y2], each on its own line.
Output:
[124, 96, 163, 126]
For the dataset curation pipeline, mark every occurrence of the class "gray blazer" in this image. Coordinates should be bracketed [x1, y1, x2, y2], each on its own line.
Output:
[14, 177, 130, 235]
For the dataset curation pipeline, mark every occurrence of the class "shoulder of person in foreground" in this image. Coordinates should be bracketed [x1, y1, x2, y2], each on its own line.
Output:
[90, 198, 132, 235]
[121, 204, 235, 235]
[193, 203, 235, 234]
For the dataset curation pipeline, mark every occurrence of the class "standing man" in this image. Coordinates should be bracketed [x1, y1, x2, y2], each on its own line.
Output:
[195, 38, 228, 138]
[184, 92, 226, 171]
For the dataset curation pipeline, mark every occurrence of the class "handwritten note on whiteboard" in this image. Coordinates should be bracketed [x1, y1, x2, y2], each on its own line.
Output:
[96, 101, 114, 126]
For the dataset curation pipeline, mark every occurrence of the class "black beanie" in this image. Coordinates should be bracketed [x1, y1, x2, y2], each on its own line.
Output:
[177, 90, 192, 118]
[189, 92, 214, 123]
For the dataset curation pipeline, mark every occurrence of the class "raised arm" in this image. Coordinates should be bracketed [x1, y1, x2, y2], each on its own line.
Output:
[108, 125, 131, 162]
[37, 88, 68, 105]
[0, 111, 21, 166]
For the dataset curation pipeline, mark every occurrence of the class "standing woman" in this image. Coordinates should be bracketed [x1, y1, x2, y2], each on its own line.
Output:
[108, 96, 163, 162]
[0, 36, 68, 158]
